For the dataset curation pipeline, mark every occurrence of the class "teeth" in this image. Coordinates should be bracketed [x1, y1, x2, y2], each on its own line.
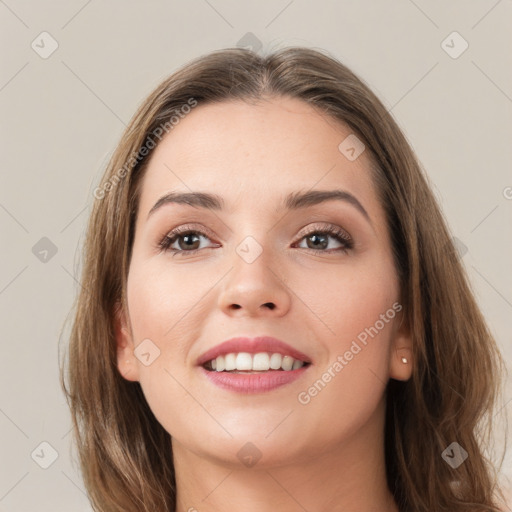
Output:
[209, 352, 306, 372]
[216, 355, 225, 372]
[292, 359, 303, 370]
[252, 353, 269, 371]
[269, 353, 282, 369]
[224, 353, 236, 371]
[235, 353, 253, 370]
[281, 355, 294, 371]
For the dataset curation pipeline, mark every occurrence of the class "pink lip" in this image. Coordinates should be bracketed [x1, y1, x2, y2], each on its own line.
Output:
[196, 336, 312, 367]
[200, 365, 309, 393]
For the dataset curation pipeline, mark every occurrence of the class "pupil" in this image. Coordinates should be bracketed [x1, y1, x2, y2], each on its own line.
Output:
[308, 234, 327, 250]
[181, 234, 200, 250]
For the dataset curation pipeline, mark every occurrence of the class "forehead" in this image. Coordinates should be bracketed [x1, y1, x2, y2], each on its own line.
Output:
[136, 96, 380, 219]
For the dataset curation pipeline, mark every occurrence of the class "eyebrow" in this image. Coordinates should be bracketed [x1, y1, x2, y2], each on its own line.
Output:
[147, 189, 372, 225]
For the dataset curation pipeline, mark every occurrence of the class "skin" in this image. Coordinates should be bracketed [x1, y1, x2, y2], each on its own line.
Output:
[115, 96, 413, 512]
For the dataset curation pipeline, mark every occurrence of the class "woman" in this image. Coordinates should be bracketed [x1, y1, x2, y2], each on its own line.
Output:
[60, 46, 506, 511]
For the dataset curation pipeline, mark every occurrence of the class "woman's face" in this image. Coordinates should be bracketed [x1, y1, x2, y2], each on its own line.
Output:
[116, 96, 412, 467]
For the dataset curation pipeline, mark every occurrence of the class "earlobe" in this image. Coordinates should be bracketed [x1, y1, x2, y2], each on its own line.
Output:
[390, 346, 413, 381]
[389, 310, 413, 382]
[114, 302, 140, 382]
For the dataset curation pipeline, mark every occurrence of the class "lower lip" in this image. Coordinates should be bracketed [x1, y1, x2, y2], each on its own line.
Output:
[199, 365, 310, 393]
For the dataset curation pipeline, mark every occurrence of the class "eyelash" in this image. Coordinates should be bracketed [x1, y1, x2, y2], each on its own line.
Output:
[157, 224, 354, 257]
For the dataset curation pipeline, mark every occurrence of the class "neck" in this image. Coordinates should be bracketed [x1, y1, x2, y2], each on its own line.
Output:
[172, 400, 398, 512]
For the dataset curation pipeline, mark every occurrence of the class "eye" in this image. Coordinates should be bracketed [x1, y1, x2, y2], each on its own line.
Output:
[293, 224, 354, 254]
[157, 223, 354, 257]
[157, 225, 219, 256]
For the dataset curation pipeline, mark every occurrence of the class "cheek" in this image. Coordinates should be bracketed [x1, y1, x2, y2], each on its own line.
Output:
[294, 257, 399, 411]
[125, 259, 221, 435]
[292, 268, 398, 445]
[295, 256, 399, 347]
[126, 257, 215, 342]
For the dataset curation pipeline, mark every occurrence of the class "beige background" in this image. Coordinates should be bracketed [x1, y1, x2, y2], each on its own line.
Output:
[1, 1, 511, 510]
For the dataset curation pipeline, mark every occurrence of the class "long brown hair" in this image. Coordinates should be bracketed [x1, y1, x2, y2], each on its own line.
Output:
[60, 46, 507, 511]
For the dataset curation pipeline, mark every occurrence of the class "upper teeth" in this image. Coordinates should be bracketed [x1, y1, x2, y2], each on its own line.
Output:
[209, 352, 305, 372]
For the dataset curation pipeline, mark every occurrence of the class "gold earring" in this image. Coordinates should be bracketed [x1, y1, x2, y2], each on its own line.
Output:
[401, 357, 408, 364]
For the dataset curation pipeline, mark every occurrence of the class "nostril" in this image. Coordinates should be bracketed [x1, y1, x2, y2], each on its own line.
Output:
[263, 303, 276, 310]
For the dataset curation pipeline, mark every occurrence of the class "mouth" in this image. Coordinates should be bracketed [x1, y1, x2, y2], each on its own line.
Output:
[203, 352, 312, 373]
[197, 336, 312, 393]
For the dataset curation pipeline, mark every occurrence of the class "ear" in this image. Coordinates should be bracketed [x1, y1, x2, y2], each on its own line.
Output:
[388, 307, 413, 382]
[114, 301, 140, 382]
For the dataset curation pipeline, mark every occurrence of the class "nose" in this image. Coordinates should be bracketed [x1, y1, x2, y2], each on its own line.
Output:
[217, 246, 291, 317]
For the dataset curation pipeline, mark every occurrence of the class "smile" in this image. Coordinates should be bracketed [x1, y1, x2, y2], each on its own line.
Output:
[204, 352, 309, 372]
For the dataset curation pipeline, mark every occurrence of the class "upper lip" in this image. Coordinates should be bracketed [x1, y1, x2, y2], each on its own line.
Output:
[197, 336, 312, 367]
